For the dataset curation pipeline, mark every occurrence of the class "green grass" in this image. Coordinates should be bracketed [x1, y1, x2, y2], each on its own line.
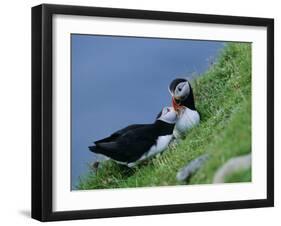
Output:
[77, 42, 252, 190]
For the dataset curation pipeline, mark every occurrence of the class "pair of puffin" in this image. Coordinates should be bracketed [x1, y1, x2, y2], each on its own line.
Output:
[89, 78, 200, 167]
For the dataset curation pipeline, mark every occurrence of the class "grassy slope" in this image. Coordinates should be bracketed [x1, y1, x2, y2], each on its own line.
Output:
[78, 43, 252, 189]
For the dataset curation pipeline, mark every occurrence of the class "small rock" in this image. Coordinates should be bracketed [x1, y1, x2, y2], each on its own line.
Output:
[176, 154, 209, 182]
[212, 153, 251, 183]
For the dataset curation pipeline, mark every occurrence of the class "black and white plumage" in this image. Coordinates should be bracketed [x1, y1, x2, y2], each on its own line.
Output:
[169, 78, 200, 138]
[89, 107, 177, 167]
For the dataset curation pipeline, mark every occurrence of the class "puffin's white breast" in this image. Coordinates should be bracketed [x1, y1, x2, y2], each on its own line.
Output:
[175, 107, 200, 136]
[139, 135, 173, 161]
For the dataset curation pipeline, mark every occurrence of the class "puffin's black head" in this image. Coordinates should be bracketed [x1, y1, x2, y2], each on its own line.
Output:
[168, 78, 188, 96]
[168, 78, 196, 111]
[155, 107, 177, 124]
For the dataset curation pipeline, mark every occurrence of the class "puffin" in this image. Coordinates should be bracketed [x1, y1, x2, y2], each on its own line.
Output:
[89, 106, 177, 167]
[168, 78, 200, 138]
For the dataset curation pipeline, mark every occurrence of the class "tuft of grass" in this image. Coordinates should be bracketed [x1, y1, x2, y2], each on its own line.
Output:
[77, 42, 252, 190]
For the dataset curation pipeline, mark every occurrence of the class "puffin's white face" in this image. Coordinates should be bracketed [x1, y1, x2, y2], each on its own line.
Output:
[174, 81, 190, 100]
[158, 107, 177, 124]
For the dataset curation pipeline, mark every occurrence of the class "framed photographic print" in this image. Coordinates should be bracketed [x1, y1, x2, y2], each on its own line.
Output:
[31, 4, 274, 221]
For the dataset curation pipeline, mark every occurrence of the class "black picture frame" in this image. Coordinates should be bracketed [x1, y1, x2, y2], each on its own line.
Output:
[32, 3, 274, 222]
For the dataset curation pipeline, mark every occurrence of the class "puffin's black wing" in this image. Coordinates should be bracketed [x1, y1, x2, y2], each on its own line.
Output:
[94, 124, 147, 144]
[93, 125, 158, 163]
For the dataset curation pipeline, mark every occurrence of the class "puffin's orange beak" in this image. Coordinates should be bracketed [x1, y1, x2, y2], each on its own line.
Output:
[172, 97, 182, 112]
